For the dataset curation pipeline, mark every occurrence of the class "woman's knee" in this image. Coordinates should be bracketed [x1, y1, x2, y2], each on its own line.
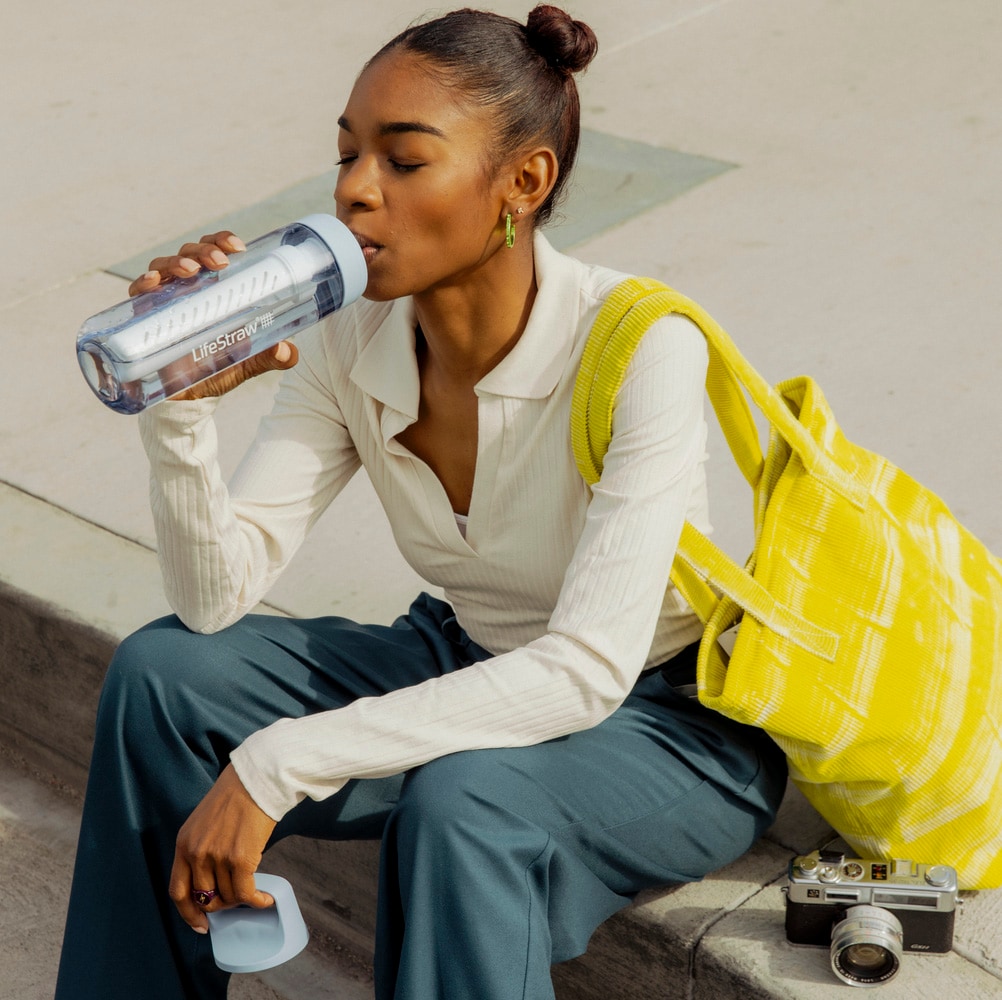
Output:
[392, 749, 540, 847]
[396, 751, 497, 827]
[385, 750, 559, 908]
[106, 616, 234, 701]
[104, 617, 175, 701]
[100, 616, 242, 743]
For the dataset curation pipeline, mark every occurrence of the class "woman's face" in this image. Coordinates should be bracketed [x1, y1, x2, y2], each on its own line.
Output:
[334, 49, 511, 302]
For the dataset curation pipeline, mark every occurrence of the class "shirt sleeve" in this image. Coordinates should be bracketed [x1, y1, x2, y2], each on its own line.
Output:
[138, 343, 362, 633]
[230, 314, 710, 821]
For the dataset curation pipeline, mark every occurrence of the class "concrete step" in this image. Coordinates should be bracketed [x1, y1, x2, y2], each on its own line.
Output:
[3, 482, 1001, 999]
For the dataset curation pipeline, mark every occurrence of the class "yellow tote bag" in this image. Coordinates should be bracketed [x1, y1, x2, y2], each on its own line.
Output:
[572, 278, 1002, 889]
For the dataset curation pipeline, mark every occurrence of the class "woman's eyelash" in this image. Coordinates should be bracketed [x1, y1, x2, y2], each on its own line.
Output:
[335, 155, 423, 173]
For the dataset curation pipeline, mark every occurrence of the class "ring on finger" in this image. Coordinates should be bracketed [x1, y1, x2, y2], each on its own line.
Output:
[192, 888, 219, 907]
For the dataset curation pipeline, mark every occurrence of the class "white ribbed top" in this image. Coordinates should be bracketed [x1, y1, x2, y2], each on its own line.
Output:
[138, 234, 711, 820]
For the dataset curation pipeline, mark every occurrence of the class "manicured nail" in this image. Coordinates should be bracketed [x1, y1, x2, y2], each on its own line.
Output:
[229, 236, 247, 252]
[193, 925, 208, 935]
[209, 249, 228, 267]
[179, 257, 199, 273]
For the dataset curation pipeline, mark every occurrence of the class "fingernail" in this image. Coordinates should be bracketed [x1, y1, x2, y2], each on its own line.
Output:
[179, 257, 199, 273]
[209, 250, 228, 267]
[229, 236, 247, 252]
[143, 271, 159, 282]
[193, 925, 208, 935]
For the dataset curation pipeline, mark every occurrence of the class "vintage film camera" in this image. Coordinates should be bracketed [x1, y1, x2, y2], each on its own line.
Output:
[783, 849, 958, 987]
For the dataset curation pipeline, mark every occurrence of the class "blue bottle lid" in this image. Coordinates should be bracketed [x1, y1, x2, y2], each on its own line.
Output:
[206, 873, 309, 974]
[297, 213, 368, 305]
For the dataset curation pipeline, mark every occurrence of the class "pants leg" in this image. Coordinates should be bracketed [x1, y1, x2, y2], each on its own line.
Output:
[55, 594, 486, 1000]
[375, 667, 787, 1000]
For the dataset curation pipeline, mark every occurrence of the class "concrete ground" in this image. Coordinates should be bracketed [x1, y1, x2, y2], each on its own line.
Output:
[3, 0, 1002, 997]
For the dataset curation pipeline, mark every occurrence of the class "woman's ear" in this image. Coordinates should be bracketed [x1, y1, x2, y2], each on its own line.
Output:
[506, 147, 559, 218]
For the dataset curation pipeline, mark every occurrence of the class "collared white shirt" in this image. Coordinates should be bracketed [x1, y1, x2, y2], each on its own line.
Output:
[140, 234, 711, 820]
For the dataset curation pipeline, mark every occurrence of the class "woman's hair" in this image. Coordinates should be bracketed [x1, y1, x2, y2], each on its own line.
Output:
[368, 5, 598, 226]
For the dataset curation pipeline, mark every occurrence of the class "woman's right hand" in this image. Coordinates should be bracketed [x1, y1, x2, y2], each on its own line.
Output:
[128, 231, 300, 401]
[127, 230, 247, 298]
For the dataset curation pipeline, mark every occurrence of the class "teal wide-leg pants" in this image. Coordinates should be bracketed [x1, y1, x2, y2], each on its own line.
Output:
[55, 593, 786, 1000]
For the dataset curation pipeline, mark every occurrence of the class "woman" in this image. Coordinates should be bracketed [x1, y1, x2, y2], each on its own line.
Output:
[56, 6, 787, 999]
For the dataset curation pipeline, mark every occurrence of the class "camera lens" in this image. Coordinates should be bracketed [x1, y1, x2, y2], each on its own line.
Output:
[830, 905, 903, 986]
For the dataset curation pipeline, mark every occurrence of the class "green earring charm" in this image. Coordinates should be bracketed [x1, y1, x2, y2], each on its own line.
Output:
[505, 212, 515, 249]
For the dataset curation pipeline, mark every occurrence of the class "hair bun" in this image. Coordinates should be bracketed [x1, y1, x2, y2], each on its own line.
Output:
[525, 4, 598, 74]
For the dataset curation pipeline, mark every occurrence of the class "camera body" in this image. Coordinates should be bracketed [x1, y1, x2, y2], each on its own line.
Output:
[785, 850, 958, 952]
[784, 850, 957, 986]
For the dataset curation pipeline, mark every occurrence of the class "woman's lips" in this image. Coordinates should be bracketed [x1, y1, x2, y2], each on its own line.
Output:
[353, 233, 383, 263]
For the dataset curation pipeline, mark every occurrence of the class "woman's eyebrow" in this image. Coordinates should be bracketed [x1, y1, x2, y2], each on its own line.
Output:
[337, 115, 446, 139]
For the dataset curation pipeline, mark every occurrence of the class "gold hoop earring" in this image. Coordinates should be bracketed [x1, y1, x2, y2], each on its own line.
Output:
[505, 212, 516, 249]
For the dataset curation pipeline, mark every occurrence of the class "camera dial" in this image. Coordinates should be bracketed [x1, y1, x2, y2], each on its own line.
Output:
[819, 864, 841, 883]
[925, 866, 952, 888]
[796, 856, 819, 876]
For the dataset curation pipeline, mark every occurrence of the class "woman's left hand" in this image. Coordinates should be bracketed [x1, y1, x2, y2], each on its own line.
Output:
[169, 764, 278, 933]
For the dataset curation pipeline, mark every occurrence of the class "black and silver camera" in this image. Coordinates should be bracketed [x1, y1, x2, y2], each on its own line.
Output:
[783, 849, 958, 987]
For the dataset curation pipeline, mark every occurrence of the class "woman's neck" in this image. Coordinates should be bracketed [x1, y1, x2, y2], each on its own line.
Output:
[411, 241, 538, 384]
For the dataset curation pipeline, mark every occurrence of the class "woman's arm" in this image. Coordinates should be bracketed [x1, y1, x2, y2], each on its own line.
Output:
[139, 328, 363, 633]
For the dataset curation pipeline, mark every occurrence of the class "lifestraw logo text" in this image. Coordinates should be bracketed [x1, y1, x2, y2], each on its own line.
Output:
[191, 312, 275, 362]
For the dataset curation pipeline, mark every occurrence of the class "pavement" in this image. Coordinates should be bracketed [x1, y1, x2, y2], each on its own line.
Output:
[2, 0, 1002, 997]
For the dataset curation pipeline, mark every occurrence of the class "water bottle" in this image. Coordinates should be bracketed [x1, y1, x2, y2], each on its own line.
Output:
[77, 214, 367, 414]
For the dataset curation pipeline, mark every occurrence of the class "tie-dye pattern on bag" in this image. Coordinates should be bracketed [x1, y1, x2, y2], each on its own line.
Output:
[572, 278, 1002, 889]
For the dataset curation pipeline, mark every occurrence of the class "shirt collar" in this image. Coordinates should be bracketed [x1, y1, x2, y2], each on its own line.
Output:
[349, 232, 583, 418]
[348, 297, 420, 420]
[475, 232, 582, 400]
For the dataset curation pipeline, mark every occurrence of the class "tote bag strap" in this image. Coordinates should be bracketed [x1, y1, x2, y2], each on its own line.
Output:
[573, 278, 867, 507]
[571, 278, 842, 661]
[572, 278, 766, 492]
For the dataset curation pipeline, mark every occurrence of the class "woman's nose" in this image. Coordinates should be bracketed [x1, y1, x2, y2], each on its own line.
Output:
[334, 158, 381, 211]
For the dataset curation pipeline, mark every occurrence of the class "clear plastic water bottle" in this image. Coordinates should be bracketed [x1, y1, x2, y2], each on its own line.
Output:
[77, 214, 367, 414]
